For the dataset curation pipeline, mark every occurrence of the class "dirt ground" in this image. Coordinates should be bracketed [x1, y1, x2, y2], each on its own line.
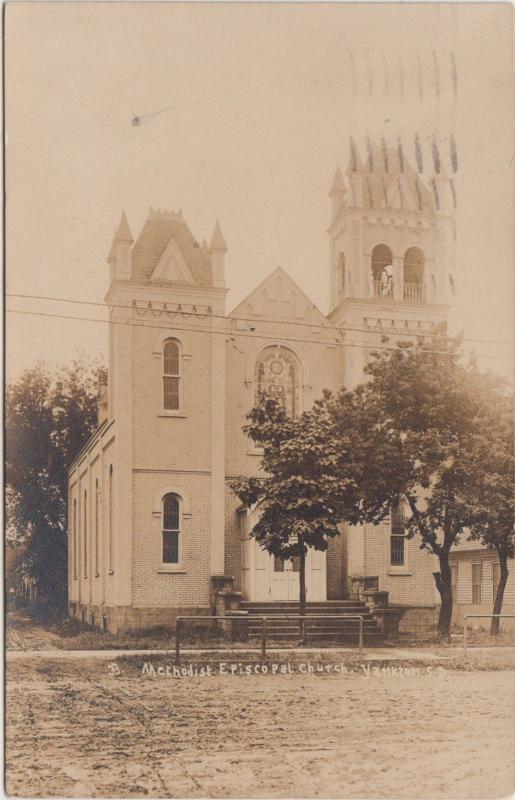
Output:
[6, 646, 515, 800]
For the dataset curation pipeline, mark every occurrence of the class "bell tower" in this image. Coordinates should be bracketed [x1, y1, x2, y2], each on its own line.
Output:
[327, 140, 456, 387]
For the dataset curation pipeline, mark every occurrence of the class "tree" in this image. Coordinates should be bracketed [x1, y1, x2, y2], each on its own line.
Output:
[322, 338, 506, 639]
[6, 356, 106, 608]
[463, 392, 514, 634]
[231, 395, 362, 644]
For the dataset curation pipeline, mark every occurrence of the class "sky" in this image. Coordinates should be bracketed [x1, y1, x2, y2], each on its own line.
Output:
[6, 2, 513, 380]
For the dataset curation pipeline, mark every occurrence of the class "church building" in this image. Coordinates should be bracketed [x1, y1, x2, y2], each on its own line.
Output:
[68, 146, 456, 633]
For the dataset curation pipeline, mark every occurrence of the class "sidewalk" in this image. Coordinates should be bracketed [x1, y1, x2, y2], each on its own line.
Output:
[6, 644, 462, 661]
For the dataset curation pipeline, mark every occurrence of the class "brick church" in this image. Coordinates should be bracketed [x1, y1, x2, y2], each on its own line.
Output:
[68, 145, 456, 633]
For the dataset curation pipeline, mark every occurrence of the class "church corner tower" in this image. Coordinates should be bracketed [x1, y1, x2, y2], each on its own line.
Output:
[327, 139, 456, 388]
[69, 206, 229, 632]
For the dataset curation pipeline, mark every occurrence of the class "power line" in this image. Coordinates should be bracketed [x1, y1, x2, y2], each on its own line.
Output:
[6, 307, 512, 361]
[7, 291, 514, 348]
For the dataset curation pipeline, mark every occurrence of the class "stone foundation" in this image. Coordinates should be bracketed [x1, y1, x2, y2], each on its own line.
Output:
[396, 606, 439, 638]
[68, 602, 211, 634]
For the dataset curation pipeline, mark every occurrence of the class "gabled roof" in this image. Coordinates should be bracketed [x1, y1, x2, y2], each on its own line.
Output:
[131, 210, 212, 286]
[229, 267, 330, 328]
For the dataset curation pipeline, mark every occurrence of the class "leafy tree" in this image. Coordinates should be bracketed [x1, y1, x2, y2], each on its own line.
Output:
[6, 356, 106, 608]
[322, 338, 506, 639]
[463, 392, 514, 634]
[231, 396, 362, 643]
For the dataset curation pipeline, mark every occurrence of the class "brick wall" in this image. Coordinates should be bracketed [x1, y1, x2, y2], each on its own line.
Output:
[364, 520, 438, 606]
[131, 471, 212, 607]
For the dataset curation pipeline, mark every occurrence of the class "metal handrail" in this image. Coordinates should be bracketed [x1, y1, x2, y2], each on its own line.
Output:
[463, 614, 515, 652]
[175, 613, 364, 663]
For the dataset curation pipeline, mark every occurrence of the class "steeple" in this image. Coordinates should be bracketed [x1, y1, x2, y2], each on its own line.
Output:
[329, 166, 347, 220]
[116, 211, 133, 243]
[208, 220, 227, 288]
[209, 220, 227, 252]
[107, 211, 133, 282]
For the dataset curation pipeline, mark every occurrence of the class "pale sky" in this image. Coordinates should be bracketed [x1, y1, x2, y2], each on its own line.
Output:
[6, 2, 514, 380]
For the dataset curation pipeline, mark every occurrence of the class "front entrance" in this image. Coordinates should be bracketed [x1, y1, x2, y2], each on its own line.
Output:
[240, 507, 327, 602]
[271, 554, 300, 601]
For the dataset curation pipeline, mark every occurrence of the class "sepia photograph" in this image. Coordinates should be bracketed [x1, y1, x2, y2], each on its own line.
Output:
[4, 2, 515, 798]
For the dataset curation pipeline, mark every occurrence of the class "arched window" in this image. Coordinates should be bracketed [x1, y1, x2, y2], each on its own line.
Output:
[371, 244, 393, 299]
[108, 465, 113, 573]
[163, 339, 181, 411]
[94, 479, 100, 576]
[255, 346, 301, 418]
[72, 498, 77, 580]
[83, 489, 88, 578]
[162, 493, 181, 564]
[390, 501, 407, 566]
[403, 247, 425, 301]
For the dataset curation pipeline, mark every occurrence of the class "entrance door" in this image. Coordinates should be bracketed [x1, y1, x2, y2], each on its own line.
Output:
[271, 555, 301, 601]
[241, 506, 327, 602]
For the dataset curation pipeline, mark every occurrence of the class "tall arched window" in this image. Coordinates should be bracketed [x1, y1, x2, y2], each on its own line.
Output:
[162, 493, 181, 564]
[94, 478, 100, 576]
[255, 346, 301, 418]
[73, 498, 77, 580]
[83, 489, 88, 578]
[108, 465, 113, 573]
[371, 244, 393, 299]
[403, 247, 425, 301]
[163, 339, 181, 411]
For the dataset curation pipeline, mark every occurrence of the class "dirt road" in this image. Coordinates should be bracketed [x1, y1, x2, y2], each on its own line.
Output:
[6, 652, 515, 799]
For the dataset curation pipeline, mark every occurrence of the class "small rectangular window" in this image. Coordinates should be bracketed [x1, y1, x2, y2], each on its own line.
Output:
[472, 563, 482, 605]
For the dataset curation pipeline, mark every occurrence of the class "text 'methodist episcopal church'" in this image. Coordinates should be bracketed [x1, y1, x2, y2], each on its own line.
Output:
[68, 145, 456, 634]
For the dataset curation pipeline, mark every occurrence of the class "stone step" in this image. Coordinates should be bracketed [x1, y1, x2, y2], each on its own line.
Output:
[244, 608, 367, 613]
[247, 631, 384, 644]
[241, 601, 365, 608]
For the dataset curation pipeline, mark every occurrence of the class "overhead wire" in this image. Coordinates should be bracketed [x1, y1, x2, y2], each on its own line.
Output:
[6, 291, 514, 349]
[6, 307, 512, 361]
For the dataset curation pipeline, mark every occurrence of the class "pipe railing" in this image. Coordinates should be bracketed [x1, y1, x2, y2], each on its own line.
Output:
[175, 613, 364, 663]
[463, 614, 515, 652]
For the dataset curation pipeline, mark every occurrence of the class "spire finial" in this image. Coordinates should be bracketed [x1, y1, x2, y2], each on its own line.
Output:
[115, 211, 133, 243]
[329, 165, 347, 196]
[210, 219, 227, 252]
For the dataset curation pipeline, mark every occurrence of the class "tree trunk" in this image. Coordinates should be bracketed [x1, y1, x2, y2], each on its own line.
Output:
[433, 552, 453, 640]
[491, 553, 509, 636]
[298, 537, 307, 646]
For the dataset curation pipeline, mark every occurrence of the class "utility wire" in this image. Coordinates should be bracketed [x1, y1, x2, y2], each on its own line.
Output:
[6, 307, 511, 361]
[7, 292, 514, 348]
